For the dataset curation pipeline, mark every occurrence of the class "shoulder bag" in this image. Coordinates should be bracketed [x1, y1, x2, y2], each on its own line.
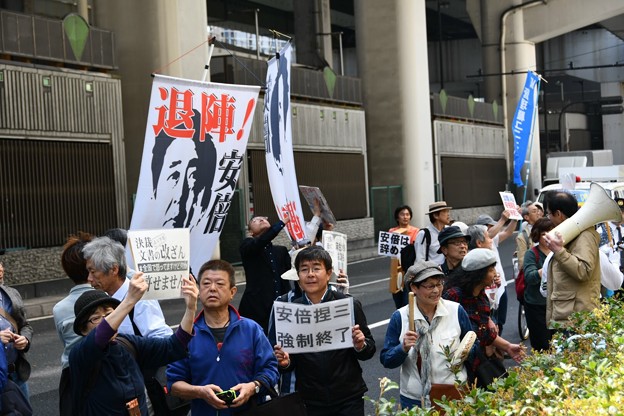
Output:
[238, 377, 307, 416]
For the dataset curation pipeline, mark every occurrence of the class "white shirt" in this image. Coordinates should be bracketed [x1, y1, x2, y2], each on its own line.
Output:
[415, 225, 445, 265]
[111, 279, 173, 338]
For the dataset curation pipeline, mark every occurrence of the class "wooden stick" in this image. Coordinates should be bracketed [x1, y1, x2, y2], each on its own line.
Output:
[605, 222, 614, 248]
[408, 292, 415, 332]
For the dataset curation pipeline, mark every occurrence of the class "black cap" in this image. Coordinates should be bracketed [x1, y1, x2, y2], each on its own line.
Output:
[73, 290, 120, 336]
[437, 226, 471, 253]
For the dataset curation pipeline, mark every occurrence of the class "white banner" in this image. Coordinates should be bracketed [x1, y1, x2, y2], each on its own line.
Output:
[127, 229, 189, 301]
[130, 75, 260, 275]
[273, 297, 354, 353]
[264, 43, 307, 244]
[378, 231, 411, 258]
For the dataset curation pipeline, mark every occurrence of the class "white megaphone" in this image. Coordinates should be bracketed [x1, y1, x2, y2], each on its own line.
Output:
[547, 182, 622, 245]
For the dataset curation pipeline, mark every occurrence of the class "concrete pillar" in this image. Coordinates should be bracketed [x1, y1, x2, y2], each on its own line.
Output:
[470, 0, 543, 195]
[503, 8, 542, 195]
[77, 0, 89, 22]
[93, 0, 208, 207]
[355, 0, 434, 220]
[601, 82, 624, 165]
[316, 0, 333, 68]
[478, 0, 507, 104]
[293, 0, 325, 67]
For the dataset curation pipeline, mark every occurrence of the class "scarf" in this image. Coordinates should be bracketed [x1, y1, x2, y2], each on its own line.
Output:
[412, 310, 441, 409]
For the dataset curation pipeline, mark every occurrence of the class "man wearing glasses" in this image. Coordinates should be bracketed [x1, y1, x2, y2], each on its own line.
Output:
[239, 213, 292, 334]
[437, 226, 471, 276]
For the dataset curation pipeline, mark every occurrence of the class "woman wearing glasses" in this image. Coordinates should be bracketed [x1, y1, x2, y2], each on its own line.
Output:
[380, 261, 475, 410]
[69, 272, 198, 415]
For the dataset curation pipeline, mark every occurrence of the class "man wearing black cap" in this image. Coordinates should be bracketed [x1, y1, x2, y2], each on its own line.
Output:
[437, 226, 470, 276]
[414, 201, 453, 265]
[69, 272, 198, 415]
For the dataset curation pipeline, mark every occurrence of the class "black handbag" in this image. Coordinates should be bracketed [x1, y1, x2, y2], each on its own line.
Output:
[238, 379, 307, 416]
[470, 349, 508, 388]
[147, 366, 192, 416]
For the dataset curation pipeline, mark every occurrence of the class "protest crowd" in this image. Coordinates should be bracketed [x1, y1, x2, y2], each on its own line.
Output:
[0, 181, 616, 416]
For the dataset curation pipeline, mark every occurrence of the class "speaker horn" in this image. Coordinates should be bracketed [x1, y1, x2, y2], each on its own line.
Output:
[548, 182, 622, 245]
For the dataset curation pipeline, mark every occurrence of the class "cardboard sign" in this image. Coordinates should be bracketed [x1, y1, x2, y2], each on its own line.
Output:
[322, 230, 348, 275]
[128, 228, 190, 301]
[499, 192, 522, 220]
[273, 297, 354, 353]
[299, 185, 337, 226]
[378, 231, 410, 258]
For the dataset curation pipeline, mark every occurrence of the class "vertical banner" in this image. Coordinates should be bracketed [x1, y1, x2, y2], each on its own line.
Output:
[264, 43, 308, 245]
[127, 229, 189, 301]
[512, 71, 540, 186]
[130, 74, 260, 274]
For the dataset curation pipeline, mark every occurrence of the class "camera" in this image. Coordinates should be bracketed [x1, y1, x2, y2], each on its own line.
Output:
[216, 389, 237, 405]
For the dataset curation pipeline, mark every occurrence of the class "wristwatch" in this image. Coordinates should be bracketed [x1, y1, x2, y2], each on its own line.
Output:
[253, 380, 261, 394]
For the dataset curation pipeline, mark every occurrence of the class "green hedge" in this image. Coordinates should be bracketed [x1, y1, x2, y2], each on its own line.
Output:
[367, 301, 624, 415]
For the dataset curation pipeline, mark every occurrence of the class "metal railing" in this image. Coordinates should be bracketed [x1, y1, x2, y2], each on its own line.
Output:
[0, 9, 116, 69]
[211, 55, 362, 106]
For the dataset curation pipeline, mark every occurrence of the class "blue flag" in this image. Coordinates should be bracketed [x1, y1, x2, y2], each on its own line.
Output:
[512, 71, 540, 186]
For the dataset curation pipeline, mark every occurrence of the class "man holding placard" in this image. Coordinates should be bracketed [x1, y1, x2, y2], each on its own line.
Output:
[273, 246, 375, 416]
[83, 237, 172, 339]
[167, 260, 278, 415]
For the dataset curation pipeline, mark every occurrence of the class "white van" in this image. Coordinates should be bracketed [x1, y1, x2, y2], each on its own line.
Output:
[537, 181, 624, 207]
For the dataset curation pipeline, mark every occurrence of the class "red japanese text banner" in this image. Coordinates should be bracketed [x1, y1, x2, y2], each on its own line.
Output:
[130, 74, 260, 274]
[264, 43, 308, 245]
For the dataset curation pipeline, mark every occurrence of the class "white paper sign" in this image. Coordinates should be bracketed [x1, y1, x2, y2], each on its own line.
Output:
[127, 228, 190, 301]
[273, 297, 354, 353]
[322, 230, 348, 275]
[378, 231, 411, 258]
[499, 192, 523, 220]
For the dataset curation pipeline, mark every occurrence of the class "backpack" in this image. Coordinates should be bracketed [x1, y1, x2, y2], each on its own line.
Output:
[400, 228, 431, 273]
[515, 246, 539, 302]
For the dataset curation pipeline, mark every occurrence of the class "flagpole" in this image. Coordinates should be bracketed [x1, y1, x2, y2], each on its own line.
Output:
[201, 36, 216, 83]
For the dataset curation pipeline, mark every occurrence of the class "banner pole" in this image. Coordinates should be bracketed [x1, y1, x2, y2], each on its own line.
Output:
[201, 36, 216, 83]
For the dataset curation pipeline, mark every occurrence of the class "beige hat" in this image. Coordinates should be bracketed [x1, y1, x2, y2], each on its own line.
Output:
[427, 201, 452, 214]
[404, 260, 445, 285]
[281, 248, 305, 281]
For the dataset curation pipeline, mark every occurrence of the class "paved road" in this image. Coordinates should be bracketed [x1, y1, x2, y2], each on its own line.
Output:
[26, 238, 523, 415]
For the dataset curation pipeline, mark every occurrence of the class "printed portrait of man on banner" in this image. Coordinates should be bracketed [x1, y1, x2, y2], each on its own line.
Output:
[131, 74, 260, 273]
[264, 42, 308, 245]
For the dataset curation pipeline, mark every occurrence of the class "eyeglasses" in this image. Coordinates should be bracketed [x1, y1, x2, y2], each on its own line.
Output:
[88, 312, 112, 325]
[298, 267, 326, 275]
[420, 282, 444, 291]
[251, 216, 268, 223]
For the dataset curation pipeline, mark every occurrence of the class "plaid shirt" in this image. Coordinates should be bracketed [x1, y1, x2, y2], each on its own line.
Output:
[443, 287, 497, 347]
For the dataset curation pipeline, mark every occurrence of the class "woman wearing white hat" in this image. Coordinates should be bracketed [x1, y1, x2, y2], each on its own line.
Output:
[442, 249, 525, 387]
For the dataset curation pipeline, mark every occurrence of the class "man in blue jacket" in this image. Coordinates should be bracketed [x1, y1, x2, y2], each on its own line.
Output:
[167, 260, 279, 415]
